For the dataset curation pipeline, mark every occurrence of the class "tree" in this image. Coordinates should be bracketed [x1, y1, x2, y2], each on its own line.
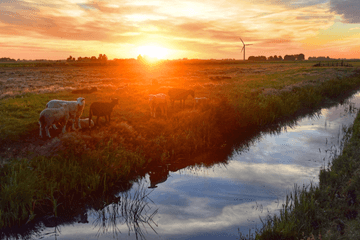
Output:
[296, 54, 305, 60]
[284, 55, 296, 61]
[67, 55, 74, 62]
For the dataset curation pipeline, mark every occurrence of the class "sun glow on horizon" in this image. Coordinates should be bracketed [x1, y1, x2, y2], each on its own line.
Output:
[137, 45, 169, 59]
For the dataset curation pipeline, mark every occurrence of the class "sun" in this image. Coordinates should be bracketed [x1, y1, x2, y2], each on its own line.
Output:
[137, 45, 169, 59]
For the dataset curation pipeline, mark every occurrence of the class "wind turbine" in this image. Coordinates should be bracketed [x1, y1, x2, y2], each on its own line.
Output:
[240, 38, 253, 61]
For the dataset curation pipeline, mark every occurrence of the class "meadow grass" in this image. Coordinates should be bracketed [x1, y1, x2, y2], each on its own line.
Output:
[1, 62, 360, 229]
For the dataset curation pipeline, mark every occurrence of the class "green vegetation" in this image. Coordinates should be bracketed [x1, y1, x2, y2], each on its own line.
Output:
[1, 62, 360, 230]
[0, 138, 146, 228]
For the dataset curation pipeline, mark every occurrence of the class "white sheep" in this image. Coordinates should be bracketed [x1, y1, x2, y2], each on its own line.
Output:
[39, 103, 70, 138]
[46, 97, 85, 130]
[79, 118, 94, 129]
[149, 93, 167, 118]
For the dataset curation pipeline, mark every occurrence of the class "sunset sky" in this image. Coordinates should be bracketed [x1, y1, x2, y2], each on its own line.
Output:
[1, 0, 360, 60]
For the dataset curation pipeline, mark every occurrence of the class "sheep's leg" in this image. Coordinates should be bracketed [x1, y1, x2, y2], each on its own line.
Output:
[39, 121, 43, 138]
[77, 118, 82, 129]
[71, 119, 76, 131]
[45, 126, 51, 138]
[62, 120, 68, 134]
[97, 116, 100, 126]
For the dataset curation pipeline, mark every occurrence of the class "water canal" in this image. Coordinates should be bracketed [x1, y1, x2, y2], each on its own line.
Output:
[4, 91, 360, 240]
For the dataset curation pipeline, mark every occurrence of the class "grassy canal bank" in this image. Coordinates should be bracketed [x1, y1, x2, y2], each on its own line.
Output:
[0, 62, 360, 231]
[257, 107, 360, 240]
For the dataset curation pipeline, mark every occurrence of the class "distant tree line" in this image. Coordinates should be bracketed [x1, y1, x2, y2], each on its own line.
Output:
[308, 56, 331, 60]
[0, 57, 16, 62]
[284, 54, 305, 61]
[67, 54, 108, 62]
[248, 53, 305, 61]
[248, 56, 267, 61]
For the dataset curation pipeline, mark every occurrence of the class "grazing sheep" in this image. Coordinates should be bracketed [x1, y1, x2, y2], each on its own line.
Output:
[149, 93, 167, 118]
[194, 97, 209, 108]
[89, 98, 119, 127]
[46, 97, 85, 131]
[39, 103, 70, 138]
[168, 88, 195, 108]
[79, 118, 94, 129]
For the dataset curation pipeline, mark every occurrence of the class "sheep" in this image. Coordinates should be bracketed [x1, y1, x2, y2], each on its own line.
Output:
[39, 103, 70, 138]
[46, 97, 85, 131]
[89, 98, 119, 127]
[79, 118, 94, 129]
[149, 93, 167, 118]
[194, 97, 209, 108]
[148, 168, 169, 188]
[168, 88, 195, 108]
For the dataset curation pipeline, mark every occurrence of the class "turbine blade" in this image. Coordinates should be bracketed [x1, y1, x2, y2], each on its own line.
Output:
[239, 38, 245, 45]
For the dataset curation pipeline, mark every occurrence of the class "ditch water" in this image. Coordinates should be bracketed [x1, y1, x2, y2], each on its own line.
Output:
[4, 90, 360, 240]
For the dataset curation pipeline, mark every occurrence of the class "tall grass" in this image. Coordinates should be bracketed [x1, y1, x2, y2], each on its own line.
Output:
[0, 137, 146, 228]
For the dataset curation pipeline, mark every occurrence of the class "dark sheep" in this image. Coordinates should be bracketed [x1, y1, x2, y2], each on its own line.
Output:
[89, 98, 119, 127]
[168, 88, 195, 108]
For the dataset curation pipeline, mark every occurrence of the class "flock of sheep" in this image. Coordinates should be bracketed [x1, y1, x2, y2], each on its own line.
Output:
[38, 88, 208, 138]
[149, 88, 208, 118]
[39, 97, 118, 138]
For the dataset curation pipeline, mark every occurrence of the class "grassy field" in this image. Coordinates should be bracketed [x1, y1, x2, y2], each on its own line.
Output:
[1, 60, 360, 230]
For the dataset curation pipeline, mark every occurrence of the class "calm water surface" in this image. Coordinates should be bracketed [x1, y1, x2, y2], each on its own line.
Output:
[10, 92, 360, 240]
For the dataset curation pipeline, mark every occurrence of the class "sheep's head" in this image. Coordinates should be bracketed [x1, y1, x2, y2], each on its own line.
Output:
[77, 97, 85, 105]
